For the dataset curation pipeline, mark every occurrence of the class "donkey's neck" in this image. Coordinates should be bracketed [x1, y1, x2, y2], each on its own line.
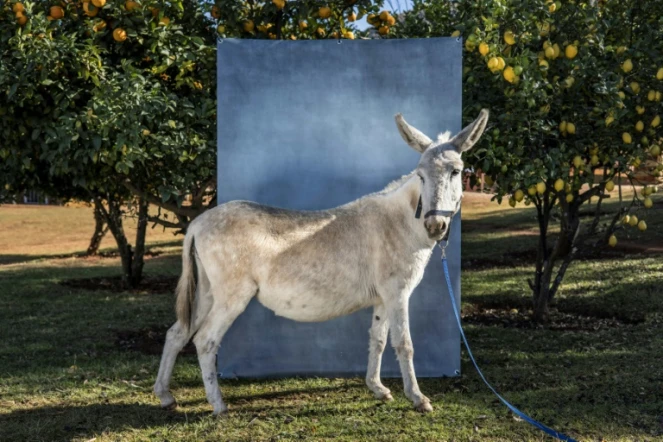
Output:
[373, 172, 436, 250]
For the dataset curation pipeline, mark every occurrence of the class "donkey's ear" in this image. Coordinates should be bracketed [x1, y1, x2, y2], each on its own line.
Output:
[450, 109, 490, 153]
[395, 114, 433, 153]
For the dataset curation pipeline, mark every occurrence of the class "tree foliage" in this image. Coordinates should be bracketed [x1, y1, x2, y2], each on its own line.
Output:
[399, 0, 663, 320]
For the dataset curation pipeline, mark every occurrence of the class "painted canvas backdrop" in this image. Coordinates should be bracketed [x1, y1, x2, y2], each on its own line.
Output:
[217, 38, 462, 378]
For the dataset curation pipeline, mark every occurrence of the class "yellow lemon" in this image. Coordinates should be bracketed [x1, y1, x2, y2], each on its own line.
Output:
[565, 44, 578, 59]
[451, 30, 461, 37]
[605, 115, 614, 126]
[552, 43, 561, 58]
[638, 220, 647, 231]
[605, 180, 615, 192]
[479, 42, 489, 56]
[630, 82, 640, 94]
[465, 39, 475, 51]
[549, 2, 557, 12]
[487, 57, 499, 71]
[243, 20, 255, 32]
[539, 59, 549, 70]
[50, 6, 64, 19]
[112, 28, 127, 42]
[608, 235, 617, 247]
[657, 91, 663, 101]
[629, 215, 638, 226]
[545, 46, 555, 59]
[573, 155, 583, 168]
[622, 59, 633, 73]
[566, 122, 576, 134]
[92, 0, 106, 7]
[318, 6, 331, 19]
[591, 154, 599, 165]
[618, 91, 626, 100]
[125, 1, 140, 11]
[344, 31, 355, 40]
[554, 178, 565, 192]
[566, 193, 574, 203]
[496, 57, 506, 71]
[272, 0, 285, 10]
[348, 11, 356, 22]
[653, 115, 662, 128]
[485, 176, 494, 186]
[299, 21, 307, 30]
[528, 185, 537, 196]
[650, 145, 661, 156]
[644, 197, 653, 209]
[635, 121, 644, 132]
[636, 105, 645, 114]
[379, 25, 390, 36]
[536, 182, 546, 194]
[648, 90, 656, 101]
[622, 132, 632, 144]
[514, 189, 524, 202]
[503, 66, 516, 83]
[504, 30, 516, 45]
[622, 215, 631, 225]
[83, 2, 99, 16]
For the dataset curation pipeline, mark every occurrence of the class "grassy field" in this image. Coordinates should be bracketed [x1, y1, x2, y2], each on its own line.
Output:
[1, 193, 662, 442]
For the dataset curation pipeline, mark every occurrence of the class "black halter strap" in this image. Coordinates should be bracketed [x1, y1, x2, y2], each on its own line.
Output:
[414, 195, 462, 220]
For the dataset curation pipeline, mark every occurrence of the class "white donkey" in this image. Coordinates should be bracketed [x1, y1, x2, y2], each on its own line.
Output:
[154, 109, 489, 414]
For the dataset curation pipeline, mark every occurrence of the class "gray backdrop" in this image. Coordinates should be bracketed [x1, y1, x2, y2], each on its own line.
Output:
[217, 38, 462, 378]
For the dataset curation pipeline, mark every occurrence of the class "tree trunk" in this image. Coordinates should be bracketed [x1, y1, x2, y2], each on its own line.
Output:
[129, 197, 148, 287]
[94, 194, 149, 288]
[86, 198, 109, 255]
[531, 197, 580, 323]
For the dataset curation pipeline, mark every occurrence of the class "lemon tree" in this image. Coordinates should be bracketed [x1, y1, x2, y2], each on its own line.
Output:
[0, 0, 217, 287]
[399, 0, 663, 321]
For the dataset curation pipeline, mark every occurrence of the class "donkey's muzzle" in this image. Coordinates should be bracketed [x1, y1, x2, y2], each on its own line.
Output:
[424, 215, 449, 240]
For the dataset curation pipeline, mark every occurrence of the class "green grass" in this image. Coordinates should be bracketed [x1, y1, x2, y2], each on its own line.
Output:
[1, 195, 662, 441]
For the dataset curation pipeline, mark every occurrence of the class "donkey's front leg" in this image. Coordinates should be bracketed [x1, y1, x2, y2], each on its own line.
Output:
[386, 299, 432, 412]
[365, 304, 393, 401]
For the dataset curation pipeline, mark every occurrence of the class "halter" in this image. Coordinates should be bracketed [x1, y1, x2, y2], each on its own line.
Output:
[414, 194, 463, 247]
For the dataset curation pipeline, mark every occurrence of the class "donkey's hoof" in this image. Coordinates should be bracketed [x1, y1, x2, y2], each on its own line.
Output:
[415, 401, 433, 413]
[212, 408, 229, 417]
[162, 400, 178, 411]
[380, 392, 394, 402]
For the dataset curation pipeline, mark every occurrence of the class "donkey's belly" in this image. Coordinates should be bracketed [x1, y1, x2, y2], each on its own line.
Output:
[255, 283, 375, 322]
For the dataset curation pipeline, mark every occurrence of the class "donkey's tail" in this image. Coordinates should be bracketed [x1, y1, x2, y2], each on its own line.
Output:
[176, 232, 196, 330]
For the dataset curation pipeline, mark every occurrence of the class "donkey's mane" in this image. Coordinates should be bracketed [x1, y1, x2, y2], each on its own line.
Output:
[377, 172, 416, 195]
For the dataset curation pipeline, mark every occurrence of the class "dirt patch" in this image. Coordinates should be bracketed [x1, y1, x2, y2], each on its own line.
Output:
[115, 325, 196, 355]
[60, 274, 178, 295]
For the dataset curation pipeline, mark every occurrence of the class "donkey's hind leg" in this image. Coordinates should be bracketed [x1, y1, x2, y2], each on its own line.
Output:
[365, 304, 393, 401]
[154, 271, 213, 409]
[193, 279, 256, 415]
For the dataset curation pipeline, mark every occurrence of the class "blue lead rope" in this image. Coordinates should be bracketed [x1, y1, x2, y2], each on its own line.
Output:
[441, 256, 577, 442]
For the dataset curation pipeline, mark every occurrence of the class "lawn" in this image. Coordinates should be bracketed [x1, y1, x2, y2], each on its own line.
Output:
[0, 192, 662, 442]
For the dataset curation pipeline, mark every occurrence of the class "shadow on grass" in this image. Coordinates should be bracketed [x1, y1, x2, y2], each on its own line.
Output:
[0, 239, 183, 266]
[0, 403, 207, 442]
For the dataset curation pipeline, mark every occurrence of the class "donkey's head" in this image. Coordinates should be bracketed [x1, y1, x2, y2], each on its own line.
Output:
[395, 109, 489, 240]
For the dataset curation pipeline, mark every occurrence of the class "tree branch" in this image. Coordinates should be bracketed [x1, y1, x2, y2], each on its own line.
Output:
[123, 181, 200, 218]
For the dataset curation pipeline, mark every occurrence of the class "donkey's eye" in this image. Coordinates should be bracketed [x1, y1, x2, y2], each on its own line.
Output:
[451, 169, 461, 177]
[418, 175, 425, 183]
